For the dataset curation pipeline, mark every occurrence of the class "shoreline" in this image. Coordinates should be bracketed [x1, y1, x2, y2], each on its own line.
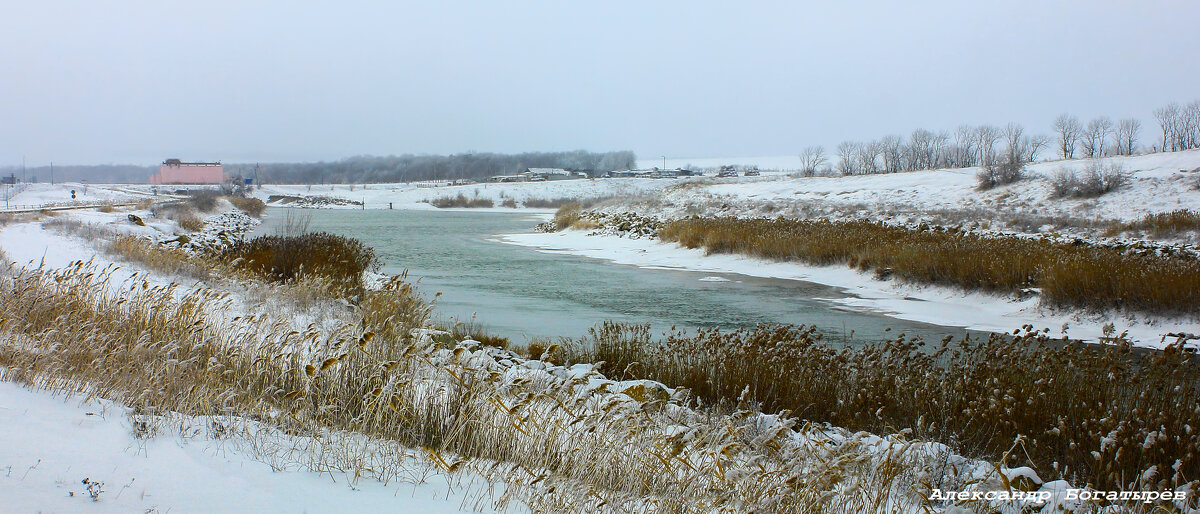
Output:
[498, 229, 1200, 348]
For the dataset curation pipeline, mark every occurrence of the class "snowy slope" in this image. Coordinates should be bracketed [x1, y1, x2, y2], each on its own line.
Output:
[620, 150, 1200, 227]
[2, 182, 161, 210]
[0, 381, 497, 513]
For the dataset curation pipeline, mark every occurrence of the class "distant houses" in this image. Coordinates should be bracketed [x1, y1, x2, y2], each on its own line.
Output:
[149, 159, 224, 185]
[487, 167, 588, 183]
[610, 168, 701, 178]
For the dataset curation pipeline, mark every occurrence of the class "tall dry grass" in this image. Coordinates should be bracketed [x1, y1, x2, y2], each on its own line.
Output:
[430, 193, 493, 208]
[1107, 209, 1200, 237]
[660, 217, 1200, 315]
[564, 321, 1200, 495]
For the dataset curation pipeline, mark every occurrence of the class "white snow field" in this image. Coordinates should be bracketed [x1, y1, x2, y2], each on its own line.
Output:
[0, 381, 492, 513]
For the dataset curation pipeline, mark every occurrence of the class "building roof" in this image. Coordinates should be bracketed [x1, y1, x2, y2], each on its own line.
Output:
[163, 158, 221, 166]
[526, 168, 570, 175]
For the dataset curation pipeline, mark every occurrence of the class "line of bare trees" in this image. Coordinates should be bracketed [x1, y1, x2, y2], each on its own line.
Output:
[1153, 100, 1200, 152]
[800, 98, 1199, 177]
[799, 124, 1048, 176]
[1052, 114, 1141, 159]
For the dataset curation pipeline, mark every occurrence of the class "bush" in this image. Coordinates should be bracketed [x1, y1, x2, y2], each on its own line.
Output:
[976, 160, 1026, 190]
[430, 193, 493, 208]
[228, 196, 266, 217]
[185, 190, 221, 211]
[500, 198, 517, 208]
[522, 197, 575, 208]
[177, 212, 205, 232]
[552, 203, 583, 231]
[1049, 163, 1129, 198]
[218, 232, 378, 287]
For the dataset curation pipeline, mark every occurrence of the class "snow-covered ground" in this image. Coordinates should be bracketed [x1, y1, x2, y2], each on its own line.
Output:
[650, 150, 1200, 225]
[1, 182, 166, 211]
[0, 381, 492, 513]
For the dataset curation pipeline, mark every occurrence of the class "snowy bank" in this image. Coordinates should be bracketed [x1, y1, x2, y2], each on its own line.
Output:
[500, 229, 1200, 347]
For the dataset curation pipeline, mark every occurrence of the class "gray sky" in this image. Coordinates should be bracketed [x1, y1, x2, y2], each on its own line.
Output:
[2, 0, 1198, 166]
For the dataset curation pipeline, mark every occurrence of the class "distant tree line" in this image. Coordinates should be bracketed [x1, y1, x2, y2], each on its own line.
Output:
[798, 124, 1049, 177]
[0, 164, 155, 184]
[244, 150, 637, 184]
[0, 150, 637, 185]
[797, 98, 1200, 176]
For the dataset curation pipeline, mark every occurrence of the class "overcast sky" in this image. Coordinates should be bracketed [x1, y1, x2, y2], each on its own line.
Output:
[2, 1, 1197, 166]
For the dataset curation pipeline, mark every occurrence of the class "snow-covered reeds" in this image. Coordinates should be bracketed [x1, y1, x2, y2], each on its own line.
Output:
[562, 321, 1200, 499]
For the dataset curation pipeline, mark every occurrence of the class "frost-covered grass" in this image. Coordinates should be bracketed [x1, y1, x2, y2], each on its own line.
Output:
[659, 216, 1200, 315]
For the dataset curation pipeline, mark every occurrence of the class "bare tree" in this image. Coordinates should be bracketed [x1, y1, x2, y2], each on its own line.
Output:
[905, 129, 943, 170]
[1027, 134, 1050, 163]
[931, 131, 950, 169]
[1113, 118, 1141, 156]
[798, 145, 827, 176]
[1184, 100, 1200, 150]
[879, 135, 903, 172]
[1002, 123, 1025, 165]
[1154, 102, 1181, 152]
[1081, 116, 1113, 158]
[975, 125, 1001, 166]
[836, 141, 859, 175]
[952, 125, 977, 167]
[856, 140, 882, 173]
[1052, 114, 1082, 159]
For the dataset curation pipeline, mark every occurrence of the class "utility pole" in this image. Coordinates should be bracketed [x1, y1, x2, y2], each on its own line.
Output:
[21, 155, 26, 183]
[50, 162, 54, 184]
[661, 155, 667, 170]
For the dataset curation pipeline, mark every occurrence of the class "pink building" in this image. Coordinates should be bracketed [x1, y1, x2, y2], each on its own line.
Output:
[149, 159, 224, 185]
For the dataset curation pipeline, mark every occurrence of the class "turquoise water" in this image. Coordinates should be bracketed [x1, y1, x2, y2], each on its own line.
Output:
[254, 208, 981, 345]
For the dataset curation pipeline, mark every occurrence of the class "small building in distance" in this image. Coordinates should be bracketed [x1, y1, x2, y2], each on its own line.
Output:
[149, 159, 224, 185]
[610, 167, 698, 178]
[524, 168, 574, 181]
[487, 174, 530, 183]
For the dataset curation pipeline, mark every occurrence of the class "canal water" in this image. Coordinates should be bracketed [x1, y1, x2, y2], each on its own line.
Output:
[253, 208, 980, 345]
